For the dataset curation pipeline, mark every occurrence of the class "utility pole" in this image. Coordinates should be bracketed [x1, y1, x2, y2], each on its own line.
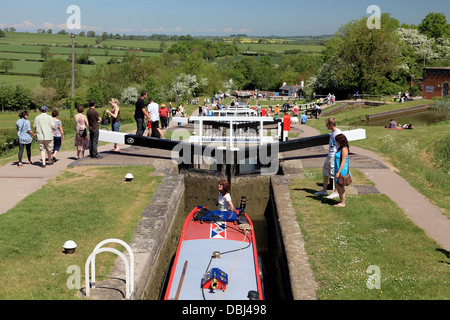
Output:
[174, 61, 179, 107]
[71, 34, 75, 98]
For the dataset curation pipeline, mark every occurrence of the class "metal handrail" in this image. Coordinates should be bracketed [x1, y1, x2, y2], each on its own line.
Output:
[85, 239, 135, 299]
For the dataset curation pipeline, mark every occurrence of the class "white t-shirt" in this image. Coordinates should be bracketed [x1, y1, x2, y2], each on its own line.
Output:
[218, 193, 232, 211]
[329, 128, 342, 156]
[148, 102, 159, 122]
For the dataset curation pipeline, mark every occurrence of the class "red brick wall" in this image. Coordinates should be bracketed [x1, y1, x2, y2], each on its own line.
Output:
[422, 68, 450, 99]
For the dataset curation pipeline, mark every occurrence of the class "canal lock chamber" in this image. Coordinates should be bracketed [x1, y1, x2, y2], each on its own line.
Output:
[143, 171, 292, 300]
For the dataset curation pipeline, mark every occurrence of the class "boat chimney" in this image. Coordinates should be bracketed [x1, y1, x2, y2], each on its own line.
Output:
[239, 196, 247, 217]
[247, 290, 259, 300]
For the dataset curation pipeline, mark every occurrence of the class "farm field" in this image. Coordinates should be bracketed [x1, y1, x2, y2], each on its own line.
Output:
[0, 32, 324, 92]
[0, 33, 167, 90]
[0, 75, 41, 89]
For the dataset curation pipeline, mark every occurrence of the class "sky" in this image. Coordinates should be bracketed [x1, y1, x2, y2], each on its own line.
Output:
[1, 0, 449, 36]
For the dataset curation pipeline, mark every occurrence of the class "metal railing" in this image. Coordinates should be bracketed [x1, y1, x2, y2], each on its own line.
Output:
[85, 239, 135, 299]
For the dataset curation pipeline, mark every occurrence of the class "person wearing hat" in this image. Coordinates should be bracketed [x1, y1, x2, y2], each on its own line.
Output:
[33, 106, 55, 168]
[159, 103, 170, 130]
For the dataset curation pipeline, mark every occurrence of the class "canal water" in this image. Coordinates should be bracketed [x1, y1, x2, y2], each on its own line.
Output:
[143, 173, 290, 300]
[364, 109, 449, 127]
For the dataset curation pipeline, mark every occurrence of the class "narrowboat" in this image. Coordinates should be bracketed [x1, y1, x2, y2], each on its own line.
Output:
[162, 197, 264, 300]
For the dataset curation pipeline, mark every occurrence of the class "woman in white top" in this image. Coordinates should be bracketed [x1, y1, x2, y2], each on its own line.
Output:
[217, 180, 235, 212]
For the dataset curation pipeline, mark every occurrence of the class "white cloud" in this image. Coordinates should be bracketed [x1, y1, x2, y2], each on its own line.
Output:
[142, 26, 183, 33]
[10, 20, 36, 29]
[40, 22, 54, 29]
[239, 28, 253, 34]
[111, 28, 134, 33]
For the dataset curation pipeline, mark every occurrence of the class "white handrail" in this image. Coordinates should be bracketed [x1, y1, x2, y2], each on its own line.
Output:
[85, 239, 135, 299]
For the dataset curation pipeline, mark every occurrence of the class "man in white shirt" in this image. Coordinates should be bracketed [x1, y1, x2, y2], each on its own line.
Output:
[34, 105, 55, 168]
[315, 118, 342, 198]
[147, 97, 164, 138]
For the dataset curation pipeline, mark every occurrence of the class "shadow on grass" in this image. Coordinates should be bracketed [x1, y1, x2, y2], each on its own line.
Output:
[292, 187, 339, 205]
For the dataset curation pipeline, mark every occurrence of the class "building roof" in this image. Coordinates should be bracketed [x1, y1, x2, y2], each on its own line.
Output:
[280, 85, 303, 90]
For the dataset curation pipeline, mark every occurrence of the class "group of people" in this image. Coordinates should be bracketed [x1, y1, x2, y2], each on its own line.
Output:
[314, 117, 351, 208]
[16, 106, 64, 168]
[386, 119, 414, 130]
[212, 117, 352, 210]
[133, 90, 166, 139]
[16, 97, 122, 167]
[74, 98, 121, 160]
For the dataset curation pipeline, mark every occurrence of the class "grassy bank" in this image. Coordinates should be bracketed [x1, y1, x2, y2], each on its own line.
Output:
[290, 168, 450, 300]
[307, 100, 450, 217]
[0, 165, 161, 299]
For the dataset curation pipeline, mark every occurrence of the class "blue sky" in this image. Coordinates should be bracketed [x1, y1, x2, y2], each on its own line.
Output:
[1, 0, 449, 36]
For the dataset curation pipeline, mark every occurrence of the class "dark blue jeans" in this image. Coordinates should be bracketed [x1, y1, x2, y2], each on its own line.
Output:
[135, 117, 146, 136]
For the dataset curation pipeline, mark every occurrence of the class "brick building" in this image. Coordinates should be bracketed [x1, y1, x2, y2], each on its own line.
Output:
[422, 67, 450, 99]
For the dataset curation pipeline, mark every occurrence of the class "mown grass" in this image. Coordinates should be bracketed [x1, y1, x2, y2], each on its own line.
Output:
[0, 165, 161, 299]
[290, 168, 450, 300]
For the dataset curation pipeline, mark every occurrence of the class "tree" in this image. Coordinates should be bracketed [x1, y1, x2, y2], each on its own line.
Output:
[0, 60, 14, 73]
[86, 84, 103, 105]
[144, 75, 161, 102]
[252, 57, 279, 91]
[40, 46, 51, 61]
[311, 14, 404, 96]
[30, 86, 60, 108]
[40, 58, 82, 98]
[0, 85, 30, 111]
[0, 30, 5, 38]
[121, 86, 139, 105]
[418, 13, 450, 39]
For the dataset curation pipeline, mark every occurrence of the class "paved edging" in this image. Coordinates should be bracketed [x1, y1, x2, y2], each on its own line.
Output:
[271, 174, 318, 300]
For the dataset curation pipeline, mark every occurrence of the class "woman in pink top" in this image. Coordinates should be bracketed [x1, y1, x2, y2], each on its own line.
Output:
[74, 105, 89, 159]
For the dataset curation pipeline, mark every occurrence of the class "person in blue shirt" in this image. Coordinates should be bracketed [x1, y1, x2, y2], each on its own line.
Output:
[300, 112, 308, 124]
[334, 134, 352, 207]
[16, 110, 36, 167]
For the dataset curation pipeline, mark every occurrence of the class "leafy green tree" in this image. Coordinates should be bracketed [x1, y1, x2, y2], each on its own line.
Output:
[30, 86, 60, 108]
[0, 60, 14, 73]
[252, 57, 279, 91]
[418, 12, 450, 39]
[0, 85, 13, 111]
[40, 58, 82, 98]
[311, 13, 404, 96]
[145, 75, 161, 102]
[0, 85, 30, 111]
[40, 46, 51, 61]
[86, 84, 103, 105]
